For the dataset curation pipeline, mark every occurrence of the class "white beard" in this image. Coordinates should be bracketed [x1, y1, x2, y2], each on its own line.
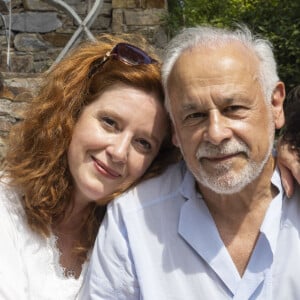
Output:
[178, 118, 275, 195]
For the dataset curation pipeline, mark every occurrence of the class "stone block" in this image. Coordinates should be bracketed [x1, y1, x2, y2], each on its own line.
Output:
[11, 101, 28, 119]
[125, 25, 166, 49]
[0, 30, 14, 46]
[3, 76, 41, 101]
[112, 0, 137, 9]
[0, 116, 15, 132]
[0, 86, 15, 101]
[0, 36, 8, 47]
[146, 0, 166, 9]
[14, 33, 51, 52]
[46, 48, 63, 61]
[15, 91, 36, 101]
[99, 2, 112, 15]
[152, 25, 167, 48]
[113, 0, 166, 9]
[65, 0, 82, 5]
[0, 135, 8, 160]
[91, 16, 111, 30]
[0, 98, 28, 120]
[0, 83, 33, 101]
[32, 50, 49, 61]
[23, 0, 56, 11]
[11, 0, 23, 9]
[0, 99, 13, 116]
[33, 60, 51, 73]
[72, 3, 88, 15]
[0, 0, 8, 12]
[43, 32, 72, 47]
[124, 8, 165, 26]
[4, 12, 62, 33]
[112, 8, 124, 33]
[1, 52, 34, 73]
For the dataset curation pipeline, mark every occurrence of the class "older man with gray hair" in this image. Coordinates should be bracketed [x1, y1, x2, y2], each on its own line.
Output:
[81, 25, 300, 299]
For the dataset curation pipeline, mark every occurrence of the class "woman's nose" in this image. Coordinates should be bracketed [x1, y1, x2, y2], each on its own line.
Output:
[107, 133, 131, 163]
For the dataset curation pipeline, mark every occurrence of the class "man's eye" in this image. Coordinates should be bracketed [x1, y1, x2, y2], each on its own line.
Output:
[185, 112, 206, 120]
[223, 105, 245, 113]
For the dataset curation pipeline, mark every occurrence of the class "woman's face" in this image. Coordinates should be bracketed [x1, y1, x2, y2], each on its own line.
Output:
[68, 84, 168, 205]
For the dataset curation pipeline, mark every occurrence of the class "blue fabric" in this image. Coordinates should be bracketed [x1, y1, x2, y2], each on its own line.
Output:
[81, 161, 300, 300]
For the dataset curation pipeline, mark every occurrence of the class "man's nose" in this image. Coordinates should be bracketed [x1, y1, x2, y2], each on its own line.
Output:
[203, 111, 232, 145]
[108, 133, 131, 163]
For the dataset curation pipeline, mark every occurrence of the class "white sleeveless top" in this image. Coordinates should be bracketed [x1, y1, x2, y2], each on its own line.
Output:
[0, 182, 88, 300]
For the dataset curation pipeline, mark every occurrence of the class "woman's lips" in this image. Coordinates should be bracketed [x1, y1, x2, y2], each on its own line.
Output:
[92, 156, 121, 179]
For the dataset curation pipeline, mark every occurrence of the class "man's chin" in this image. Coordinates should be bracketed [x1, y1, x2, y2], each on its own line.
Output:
[199, 179, 246, 195]
[195, 169, 253, 195]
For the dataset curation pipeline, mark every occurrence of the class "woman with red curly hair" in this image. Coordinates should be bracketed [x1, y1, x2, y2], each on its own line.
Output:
[0, 34, 179, 299]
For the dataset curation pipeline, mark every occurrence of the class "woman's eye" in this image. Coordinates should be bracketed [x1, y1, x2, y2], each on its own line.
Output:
[136, 138, 152, 152]
[102, 117, 117, 128]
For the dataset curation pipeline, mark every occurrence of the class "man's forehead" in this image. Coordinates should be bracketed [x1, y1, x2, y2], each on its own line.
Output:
[167, 43, 260, 92]
[172, 42, 258, 72]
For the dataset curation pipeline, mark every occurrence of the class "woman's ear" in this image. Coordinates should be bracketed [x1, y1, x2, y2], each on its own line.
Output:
[271, 81, 285, 129]
[172, 133, 179, 147]
[171, 123, 180, 147]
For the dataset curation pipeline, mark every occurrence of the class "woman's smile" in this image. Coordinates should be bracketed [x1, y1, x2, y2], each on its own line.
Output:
[92, 156, 122, 179]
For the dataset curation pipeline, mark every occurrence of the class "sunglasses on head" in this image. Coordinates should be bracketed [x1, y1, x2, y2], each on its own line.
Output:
[88, 42, 158, 78]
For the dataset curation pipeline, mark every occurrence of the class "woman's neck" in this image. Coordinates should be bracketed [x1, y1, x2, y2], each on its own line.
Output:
[51, 199, 90, 279]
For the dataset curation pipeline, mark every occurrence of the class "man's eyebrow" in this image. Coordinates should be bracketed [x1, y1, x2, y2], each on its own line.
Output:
[181, 102, 198, 111]
[223, 97, 235, 105]
[179, 92, 247, 112]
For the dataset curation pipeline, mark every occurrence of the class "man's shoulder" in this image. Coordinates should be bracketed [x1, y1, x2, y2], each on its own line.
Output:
[112, 161, 187, 211]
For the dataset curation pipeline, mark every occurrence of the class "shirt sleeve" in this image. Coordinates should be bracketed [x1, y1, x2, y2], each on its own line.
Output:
[0, 186, 28, 300]
[79, 201, 140, 300]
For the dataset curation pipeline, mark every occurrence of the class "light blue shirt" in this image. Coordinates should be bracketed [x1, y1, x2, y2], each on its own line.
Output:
[81, 161, 300, 300]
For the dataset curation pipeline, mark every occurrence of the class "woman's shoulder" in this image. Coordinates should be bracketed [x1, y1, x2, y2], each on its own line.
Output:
[0, 179, 25, 227]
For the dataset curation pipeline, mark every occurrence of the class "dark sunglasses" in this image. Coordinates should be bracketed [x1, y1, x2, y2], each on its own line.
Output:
[88, 42, 158, 78]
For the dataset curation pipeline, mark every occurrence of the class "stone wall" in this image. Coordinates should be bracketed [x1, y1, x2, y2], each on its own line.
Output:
[0, 0, 168, 73]
[0, 0, 168, 160]
[0, 72, 40, 159]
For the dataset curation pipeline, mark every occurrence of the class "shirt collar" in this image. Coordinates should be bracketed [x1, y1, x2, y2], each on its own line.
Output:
[178, 166, 241, 291]
[178, 163, 285, 265]
[179, 167, 198, 201]
[260, 165, 284, 255]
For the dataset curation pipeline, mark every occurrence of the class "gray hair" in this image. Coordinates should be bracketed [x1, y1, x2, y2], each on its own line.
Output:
[162, 25, 279, 112]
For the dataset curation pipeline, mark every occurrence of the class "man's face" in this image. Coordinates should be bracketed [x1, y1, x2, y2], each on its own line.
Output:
[167, 43, 284, 194]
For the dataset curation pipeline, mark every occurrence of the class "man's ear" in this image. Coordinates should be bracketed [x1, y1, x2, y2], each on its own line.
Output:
[271, 81, 285, 129]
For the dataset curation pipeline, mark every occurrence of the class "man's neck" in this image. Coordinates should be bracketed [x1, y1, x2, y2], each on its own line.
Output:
[197, 156, 278, 276]
[198, 156, 277, 216]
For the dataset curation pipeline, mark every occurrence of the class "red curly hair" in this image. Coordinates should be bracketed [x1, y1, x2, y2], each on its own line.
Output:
[2, 33, 180, 264]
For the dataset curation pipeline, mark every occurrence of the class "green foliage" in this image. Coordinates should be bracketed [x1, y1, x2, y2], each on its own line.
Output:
[165, 0, 300, 93]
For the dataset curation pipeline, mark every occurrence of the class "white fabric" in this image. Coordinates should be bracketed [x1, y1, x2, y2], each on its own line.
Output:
[81, 161, 300, 300]
[0, 181, 88, 300]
